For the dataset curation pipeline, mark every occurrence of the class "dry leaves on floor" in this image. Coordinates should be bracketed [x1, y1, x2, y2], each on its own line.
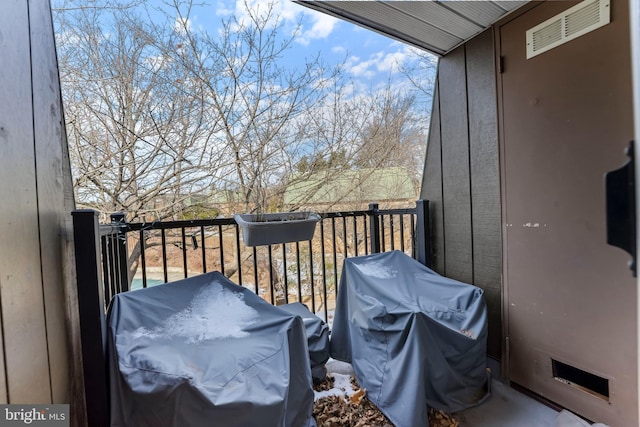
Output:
[313, 375, 459, 427]
[429, 409, 460, 427]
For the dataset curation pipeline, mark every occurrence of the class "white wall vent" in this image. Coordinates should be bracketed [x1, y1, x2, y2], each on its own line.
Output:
[526, 0, 610, 59]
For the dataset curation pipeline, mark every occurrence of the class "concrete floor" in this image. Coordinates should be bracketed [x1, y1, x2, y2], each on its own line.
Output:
[455, 379, 559, 427]
[454, 359, 607, 427]
[325, 358, 606, 427]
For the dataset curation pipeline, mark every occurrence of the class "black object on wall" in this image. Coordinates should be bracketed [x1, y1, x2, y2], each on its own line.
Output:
[605, 140, 636, 276]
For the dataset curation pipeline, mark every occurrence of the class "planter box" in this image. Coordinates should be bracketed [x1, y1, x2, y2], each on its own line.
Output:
[234, 212, 321, 246]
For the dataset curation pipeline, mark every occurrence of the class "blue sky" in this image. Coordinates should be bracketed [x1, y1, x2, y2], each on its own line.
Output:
[168, 0, 436, 95]
[52, 0, 437, 106]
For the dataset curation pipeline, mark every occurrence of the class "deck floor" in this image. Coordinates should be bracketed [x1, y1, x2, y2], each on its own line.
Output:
[325, 358, 607, 427]
[455, 379, 559, 427]
[456, 378, 614, 427]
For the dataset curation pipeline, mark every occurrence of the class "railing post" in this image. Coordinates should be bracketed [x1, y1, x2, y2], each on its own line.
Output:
[368, 203, 381, 254]
[110, 212, 129, 294]
[71, 209, 109, 427]
[415, 199, 432, 268]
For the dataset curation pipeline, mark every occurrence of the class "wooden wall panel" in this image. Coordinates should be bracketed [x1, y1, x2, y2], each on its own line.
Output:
[421, 85, 445, 273]
[438, 47, 473, 284]
[466, 30, 502, 359]
[421, 29, 502, 359]
[0, 0, 52, 403]
[30, 0, 71, 403]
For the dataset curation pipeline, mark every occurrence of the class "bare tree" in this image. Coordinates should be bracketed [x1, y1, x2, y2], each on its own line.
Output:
[55, 3, 230, 279]
[355, 88, 427, 186]
[284, 84, 428, 211]
[56, 5, 226, 222]
[158, 0, 343, 213]
[53, 0, 432, 287]
[399, 48, 438, 101]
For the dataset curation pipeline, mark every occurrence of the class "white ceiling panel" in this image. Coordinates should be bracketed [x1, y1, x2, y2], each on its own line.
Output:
[295, 0, 532, 56]
[495, 1, 532, 11]
[388, 2, 484, 38]
[438, 1, 510, 27]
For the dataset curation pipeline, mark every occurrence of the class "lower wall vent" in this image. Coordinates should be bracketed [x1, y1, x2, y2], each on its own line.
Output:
[526, 0, 610, 59]
[552, 359, 609, 401]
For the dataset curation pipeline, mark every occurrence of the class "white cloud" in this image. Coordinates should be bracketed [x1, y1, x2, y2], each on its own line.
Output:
[332, 45, 347, 55]
[214, 1, 338, 44]
[277, 0, 301, 23]
[226, 0, 271, 31]
[223, 0, 296, 33]
[376, 50, 409, 73]
[346, 45, 417, 78]
[173, 16, 192, 34]
[296, 13, 340, 46]
[347, 56, 376, 78]
[145, 54, 171, 72]
[215, 1, 234, 16]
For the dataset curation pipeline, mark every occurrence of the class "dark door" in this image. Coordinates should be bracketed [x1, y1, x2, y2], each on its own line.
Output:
[499, 1, 637, 425]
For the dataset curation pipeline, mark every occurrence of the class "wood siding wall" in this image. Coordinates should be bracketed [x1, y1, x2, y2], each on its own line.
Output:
[420, 29, 502, 359]
[0, 1, 81, 423]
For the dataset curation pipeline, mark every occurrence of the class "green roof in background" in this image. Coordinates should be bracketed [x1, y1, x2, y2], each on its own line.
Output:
[283, 167, 418, 205]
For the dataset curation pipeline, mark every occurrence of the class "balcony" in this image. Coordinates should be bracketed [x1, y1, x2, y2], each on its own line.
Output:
[71, 200, 584, 427]
[72, 201, 432, 425]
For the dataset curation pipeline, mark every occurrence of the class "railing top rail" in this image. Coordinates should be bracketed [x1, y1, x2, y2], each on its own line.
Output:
[125, 217, 237, 231]
[319, 210, 370, 219]
[99, 223, 124, 237]
[106, 206, 417, 231]
[367, 207, 417, 215]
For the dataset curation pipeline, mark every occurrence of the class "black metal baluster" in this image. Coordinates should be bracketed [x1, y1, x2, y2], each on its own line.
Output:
[309, 239, 315, 314]
[380, 215, 386, 252]
[390, 214, 395, 251]
[253, 246, 259, 295]
[181, 227, 188, 279]
[161, 229, 168, 283]
[364, 215, 369, 255]
[341, 216, 347, 258]
[100, 236, 111, 303]
[320, 219, 328, 323]
[219, 224, 225, 276]
[368, 203, 380, 254]
[296, 242, 302, 303]
[235, 223, 242, 287]
[140, 229, 147, 288]
[352, 216, 358, 256]
[282, 243, 288, 304]
[399, 215, 406, 253]
[410, 213, 416, 259]
[268, 245, 275, 305]
[331, 218, 338, 305]
[201, 226, 207, 273]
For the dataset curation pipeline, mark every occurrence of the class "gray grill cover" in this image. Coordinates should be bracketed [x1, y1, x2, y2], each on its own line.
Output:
[107, 272, 316, 427]
[279, 303, 330, 383]
[330, 251, 489, 427]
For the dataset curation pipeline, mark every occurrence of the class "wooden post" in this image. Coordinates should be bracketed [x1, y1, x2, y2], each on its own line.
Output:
[415, 200, 432, 268]
[72, 210, 109, 427]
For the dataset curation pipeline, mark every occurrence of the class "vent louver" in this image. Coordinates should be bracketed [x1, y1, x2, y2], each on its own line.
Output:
[526, 0, 610, 59]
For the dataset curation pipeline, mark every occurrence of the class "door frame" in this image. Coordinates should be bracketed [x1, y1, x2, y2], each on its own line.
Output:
[493, 1, 542, 380]
[631, 0, 640, 422]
